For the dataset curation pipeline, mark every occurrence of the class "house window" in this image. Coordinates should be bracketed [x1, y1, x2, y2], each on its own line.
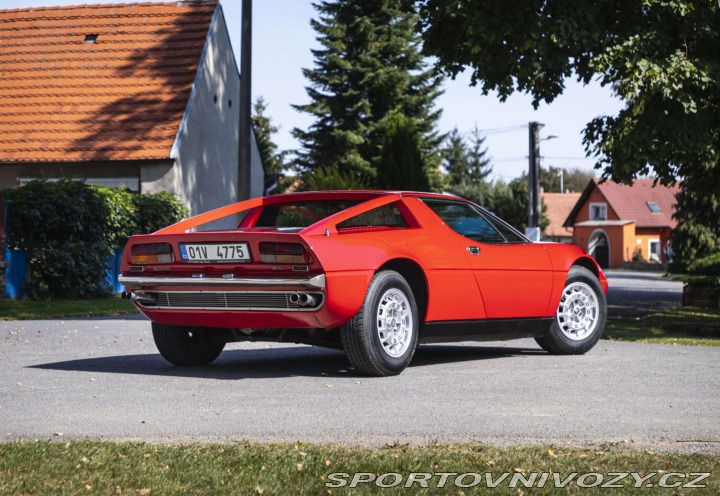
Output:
[647, 201, 661, 213]
[589, 202, 607, 220]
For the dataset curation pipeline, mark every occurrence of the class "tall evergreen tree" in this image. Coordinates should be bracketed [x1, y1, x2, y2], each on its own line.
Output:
[441, 129, 471, 186]
[293, 0, 443, 183]
[252, 97, 287, 192]
[375, 114, 430, 191]
[441, 127, 493, 204]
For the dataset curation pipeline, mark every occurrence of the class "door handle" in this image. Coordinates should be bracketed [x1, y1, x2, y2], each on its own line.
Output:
[466, 246, 481, 256]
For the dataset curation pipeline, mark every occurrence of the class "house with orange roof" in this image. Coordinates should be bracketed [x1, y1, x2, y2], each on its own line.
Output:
[0, 1, 264, 217]
[542, 191, 581, 243]
[563, 178, 680, 268]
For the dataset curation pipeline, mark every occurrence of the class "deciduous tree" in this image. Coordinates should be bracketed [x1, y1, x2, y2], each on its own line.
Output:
[413, 0, 720, 194]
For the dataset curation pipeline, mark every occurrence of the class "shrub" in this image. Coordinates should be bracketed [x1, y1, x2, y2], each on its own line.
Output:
[2, 179, 112, 299]
[134, 191, 189, 234]
[1, 180, 188, 300]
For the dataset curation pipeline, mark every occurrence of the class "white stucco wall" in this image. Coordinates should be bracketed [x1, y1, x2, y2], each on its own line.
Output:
[168, 4, 264, 216]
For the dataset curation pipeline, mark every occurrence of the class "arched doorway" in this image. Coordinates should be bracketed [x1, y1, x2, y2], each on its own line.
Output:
[588, 230, 610, 268]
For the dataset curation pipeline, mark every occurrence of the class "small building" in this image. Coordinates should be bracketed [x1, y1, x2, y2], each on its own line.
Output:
[563, 179, 680, 268]
[542, 192, 581, 243]
[0, 1, 264, 216]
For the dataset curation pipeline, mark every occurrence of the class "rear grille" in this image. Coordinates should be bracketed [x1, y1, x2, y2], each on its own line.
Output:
[139, 291, 323, 311]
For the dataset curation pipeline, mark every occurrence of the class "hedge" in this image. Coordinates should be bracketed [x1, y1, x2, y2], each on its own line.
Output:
[1, 179, 188, 300]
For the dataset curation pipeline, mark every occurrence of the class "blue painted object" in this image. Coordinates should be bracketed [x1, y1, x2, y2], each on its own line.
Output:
[105, 249, 124, 294]
[4, 249, 124, 299]
[4, 249, 28, 299]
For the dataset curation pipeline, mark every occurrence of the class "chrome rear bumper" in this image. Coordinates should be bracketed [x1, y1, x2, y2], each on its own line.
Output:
[118, 274, 326, 289]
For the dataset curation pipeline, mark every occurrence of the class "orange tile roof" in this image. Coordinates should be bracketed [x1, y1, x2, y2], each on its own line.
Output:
[543, 192, 581, 238]
[594, 178, 680, 228]
[564, 178, 680, 229]
[0, 1, 217, 162]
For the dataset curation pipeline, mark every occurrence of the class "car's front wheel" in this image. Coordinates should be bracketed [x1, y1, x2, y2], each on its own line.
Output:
[341, 270, 419, 376]
[151, 323, 225, 366]
[535, 265, 607, 355]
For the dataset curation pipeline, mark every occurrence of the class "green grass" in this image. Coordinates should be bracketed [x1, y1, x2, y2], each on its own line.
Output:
[0, 441, 718, 495]
[605, 307, 720, 346]
[0, 295, 138, 320]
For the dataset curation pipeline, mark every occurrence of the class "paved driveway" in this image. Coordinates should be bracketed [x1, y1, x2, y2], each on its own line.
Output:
[1, 269, 718, 455]
[605, 269, 683, 317]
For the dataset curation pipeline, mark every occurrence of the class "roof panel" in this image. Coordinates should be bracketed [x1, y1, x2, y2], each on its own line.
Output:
[0, 1, 216, 163]
[595, 178, 680, 228]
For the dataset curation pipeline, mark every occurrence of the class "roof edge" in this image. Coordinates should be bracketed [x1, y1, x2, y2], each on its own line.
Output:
[170, 2, 220, 159]
[0, 1, 217, 15]
[562, 179, 597, 228]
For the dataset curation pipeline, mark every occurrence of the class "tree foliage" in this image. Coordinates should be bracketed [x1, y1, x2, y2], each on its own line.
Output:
[540, 166, 595, 194]
[294, 0, 444, 183]
[376, 114, 430, 191]
[489, 177, 549, 234]
[414, 0, 720, 194]
[441, 127, 493, 205]
[300, 167, 369, 191]
[252, 97, 288, 193]
[671, 178, 720, 272]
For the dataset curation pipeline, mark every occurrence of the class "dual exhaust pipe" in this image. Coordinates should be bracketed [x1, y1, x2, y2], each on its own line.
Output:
[289, 292, 317, 307]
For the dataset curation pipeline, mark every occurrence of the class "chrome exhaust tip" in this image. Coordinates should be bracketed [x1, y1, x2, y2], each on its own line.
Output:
[126, 291, 157, 306]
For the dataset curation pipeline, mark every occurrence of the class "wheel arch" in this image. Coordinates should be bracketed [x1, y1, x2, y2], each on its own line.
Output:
[377, 258, 428, 323]
[572, 256, 600, 278]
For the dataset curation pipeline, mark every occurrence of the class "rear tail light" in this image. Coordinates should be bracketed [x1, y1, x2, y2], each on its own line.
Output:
[259, 242, 307, 264]
[131, 243, 174, 265]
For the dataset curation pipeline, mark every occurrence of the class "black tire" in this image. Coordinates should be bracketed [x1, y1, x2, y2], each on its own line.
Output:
[341, 270, 419, 376]
[151, 323, 225, 366]
[535, 265, 607, 355]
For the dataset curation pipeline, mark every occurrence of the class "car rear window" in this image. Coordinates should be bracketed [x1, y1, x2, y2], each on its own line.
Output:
[255, 200, 365, 228]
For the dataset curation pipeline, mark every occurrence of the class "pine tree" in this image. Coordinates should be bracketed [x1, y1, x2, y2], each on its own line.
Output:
[441, 129, 471, 187]
[252, 97, 286, 192]
[375, 114, 430, 191]
[293, 0, 443, 183]
[441, 127, 493, 205]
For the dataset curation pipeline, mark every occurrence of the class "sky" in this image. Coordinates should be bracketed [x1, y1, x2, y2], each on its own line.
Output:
[5, 0, 626, 186]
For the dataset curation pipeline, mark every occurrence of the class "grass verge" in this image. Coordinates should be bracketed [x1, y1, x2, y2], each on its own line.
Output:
[604, 307, 720, 346]
[0, 296, 138, 320]
[0, 441, 718, 495]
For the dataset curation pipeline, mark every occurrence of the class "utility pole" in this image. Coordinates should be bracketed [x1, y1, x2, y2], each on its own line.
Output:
[527, 121, 542, 231]
[237, 0, 252, 202]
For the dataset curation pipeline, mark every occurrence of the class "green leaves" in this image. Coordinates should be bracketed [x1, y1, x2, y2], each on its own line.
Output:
[294, 0, 444, 187]
[1, 180, 187, 300]
[414, 0, 720, 195]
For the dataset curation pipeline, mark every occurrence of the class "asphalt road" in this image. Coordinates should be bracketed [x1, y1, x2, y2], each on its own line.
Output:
[604, 269, 684, 317]
[1, 271, 718, 453]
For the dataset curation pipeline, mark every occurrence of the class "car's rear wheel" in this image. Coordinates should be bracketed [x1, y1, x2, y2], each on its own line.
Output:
[535, 265, 607, 355]
[341, 270, 419, 376]
[151, 323, 225, 366]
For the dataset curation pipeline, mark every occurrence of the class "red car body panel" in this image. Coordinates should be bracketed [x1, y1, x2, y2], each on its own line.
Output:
[120, 191, 607, 337]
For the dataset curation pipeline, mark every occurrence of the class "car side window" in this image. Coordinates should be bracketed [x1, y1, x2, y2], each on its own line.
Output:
[482, 211, 527, 243]
[423, 200, 505, 243]
[337, 203, 408, 229]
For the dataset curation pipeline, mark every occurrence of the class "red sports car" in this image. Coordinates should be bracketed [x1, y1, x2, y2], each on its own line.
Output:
[119, 191, 608, 376]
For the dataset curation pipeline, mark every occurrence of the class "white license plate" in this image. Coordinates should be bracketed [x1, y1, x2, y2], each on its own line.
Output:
[179, 243, 250, 263]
